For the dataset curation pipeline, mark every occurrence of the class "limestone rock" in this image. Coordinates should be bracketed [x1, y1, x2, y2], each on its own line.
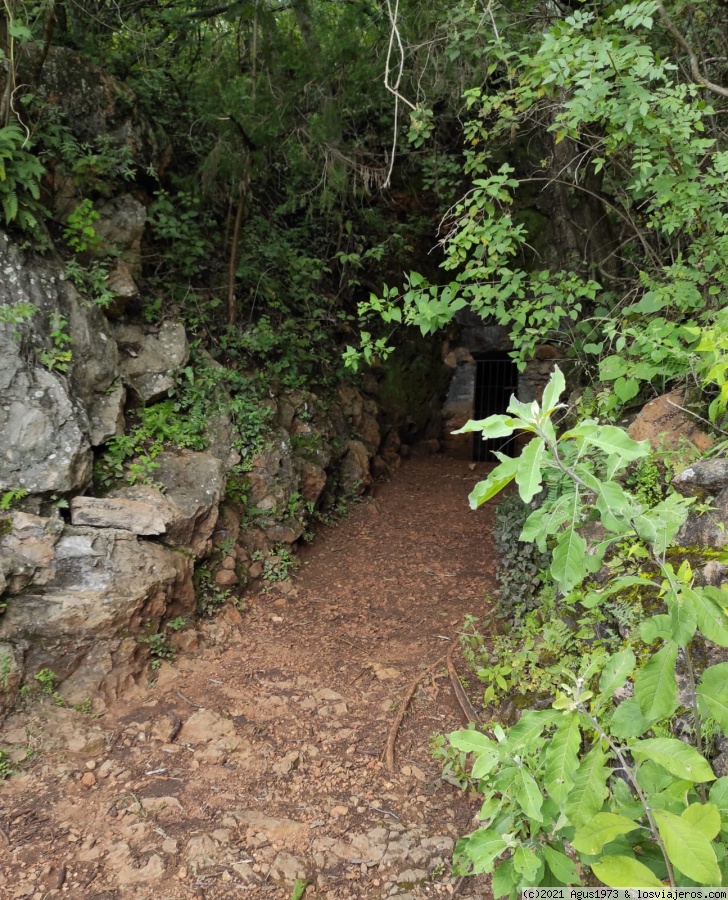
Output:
[0, 343, 92, 493]
[70, 496, 167, 535]
[628, 389, 713, 452]
[151, 451, 225, 556]
[0, 526, 194, 702]
[114, 321, 189, 403]
[0, 230, 123, 460]
[673, 459, 728, 498]
[675, 490, 728, 550]
[94, 195, 147, 276]
[338, 440, 371, 496]
[0, 511, 63, 594]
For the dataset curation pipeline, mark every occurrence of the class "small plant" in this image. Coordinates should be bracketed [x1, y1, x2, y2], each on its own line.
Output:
[37, 313, 72, 373]
[0, 488, 27, 511]
[34, 668, 58, 694]
[262, 547, 297, 582]
[65, 258, 116, 310]
[139, 630, 175, 669]
[63, 199, 101, 253]
[194, 565, 231, 616]
[0, 652, 13, 690]
[0, 750, 13, 780]
[167, 616, 188, 632]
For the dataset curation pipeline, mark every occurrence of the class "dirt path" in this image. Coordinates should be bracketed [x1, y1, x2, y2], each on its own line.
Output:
[0, 456, 497, 900]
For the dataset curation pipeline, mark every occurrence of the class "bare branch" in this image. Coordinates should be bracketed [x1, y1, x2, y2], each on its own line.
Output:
[658, 3, 728, 99]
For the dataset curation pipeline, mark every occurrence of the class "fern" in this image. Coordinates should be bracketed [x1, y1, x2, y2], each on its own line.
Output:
[0, 125, 46, 240]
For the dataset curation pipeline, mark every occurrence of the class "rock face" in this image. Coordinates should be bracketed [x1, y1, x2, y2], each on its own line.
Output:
[114, 321, 189, 404]
[673, 459, 728, 498]
[0, 514, 194, 708]
[628, 389, 713, 452]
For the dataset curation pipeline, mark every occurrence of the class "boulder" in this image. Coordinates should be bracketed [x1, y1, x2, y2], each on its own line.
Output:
[627, 389, 713, 452]
[70, 496, 167, 535]
[0, 348, 92, 494]
[675, 490, 728, 551]
[673, 459, 728, 498]
[0, 511, 63, 594]
[338, 440, 371, 496]
[0, 525, 195, 704]
[114, 321, 189, 403]
[147, 450, 225, 556]
[295, 459, 327, 505]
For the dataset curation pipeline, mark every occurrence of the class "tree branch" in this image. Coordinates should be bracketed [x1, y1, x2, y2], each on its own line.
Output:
[658, 3, 728, 99]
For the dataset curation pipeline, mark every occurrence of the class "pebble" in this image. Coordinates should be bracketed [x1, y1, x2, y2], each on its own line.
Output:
[80, 772, 96, 787]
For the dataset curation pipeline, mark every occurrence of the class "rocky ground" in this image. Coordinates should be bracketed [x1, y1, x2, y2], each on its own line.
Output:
[0, 456, 497, 900]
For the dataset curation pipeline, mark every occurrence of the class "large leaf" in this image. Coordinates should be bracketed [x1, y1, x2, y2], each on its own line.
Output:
[448, 729, 498, 754]
[710, 777, 728, 818]
[591, 855, 664, 888]
[544, 712, 581, 806]
[610, 698, 650, 739]
[551, 527, 588, 593]
[514, 767, 544, 822]
[521, 492, 577, 548]
[452, 415, 517, 437]
[565, 744, 610, 826]
[631, 738, 716, 783]
[686, 587, 728, 647]
[682, 802, 721, 841]
[543, 845, 579, 884]
[598, 648, 636, 703]
[697, 662, 728, 733]
[491, 858, 516, 899]
[541, 366, 566, 414]
[506, 709, 561, 752]
[667, 595, 698, 645]
[634, 641, 678, 722]
[570, 812, 641, 855]
[468, 456, 519, 509]
[653, 809, 722, 884]
[513, 845, 541, 882]
[461, 829, 508, 874]
[563, 422, 649, 464]
[515, 437, 546, 504]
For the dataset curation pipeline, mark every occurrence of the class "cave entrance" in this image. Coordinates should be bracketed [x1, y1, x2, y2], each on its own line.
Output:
[472, 351, 519, 462]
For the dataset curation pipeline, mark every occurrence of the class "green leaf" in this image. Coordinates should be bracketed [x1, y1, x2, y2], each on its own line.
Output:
[598, 648, 636, 703]
[449, 729, 499, 754]
[453, 415, 517, 437]
[541, 365, 566, 413]
[591, 855, 664, 888]
[565, 744, 610, 826]
[667, 595, 698, 645]
[506, 709, 561, 752]
[515, 767, 544, 822]
[492, 858, 516, 899]
[631, 738, 716, 783]
[468, 456, 519, 509]
[653, 808, 722, 884]
[686, 587, 728, 647]
[461, 828, 508, 874]
[513, 845, 541, 881]
[682, 802, 721, 840]
[571, 812, 641, 855]
[544, 712, 581, 805]
[709, 777, 728, 817]
[515, 437, 546, 504]
[565, 422, 649, 463]
[697, 662, 728, 733]
[610, 698, 650, 739]
[543, 845, 579, 884]
[551, 527, 588, 593]
[640, 614, 672, 644]
[634, 641, 678, 722]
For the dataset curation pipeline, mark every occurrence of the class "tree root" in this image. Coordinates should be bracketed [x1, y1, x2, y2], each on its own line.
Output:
[384, 641, 480, 773]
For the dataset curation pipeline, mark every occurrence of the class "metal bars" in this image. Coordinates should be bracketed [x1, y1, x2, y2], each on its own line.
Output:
[472, 352, 519, 461]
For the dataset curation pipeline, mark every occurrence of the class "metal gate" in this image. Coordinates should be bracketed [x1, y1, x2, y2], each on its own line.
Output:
[472, 351, 519, 461]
